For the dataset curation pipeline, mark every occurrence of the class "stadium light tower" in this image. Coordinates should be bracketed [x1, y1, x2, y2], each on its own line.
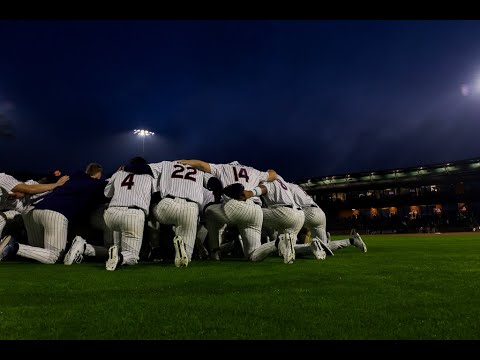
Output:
[134, 129, 155, 154]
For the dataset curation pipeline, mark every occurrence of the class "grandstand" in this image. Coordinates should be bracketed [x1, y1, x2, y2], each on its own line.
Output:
[295, 157, 480, 234]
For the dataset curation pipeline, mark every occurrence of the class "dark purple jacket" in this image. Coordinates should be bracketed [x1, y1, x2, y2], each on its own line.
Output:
[34, 171, 107, 222]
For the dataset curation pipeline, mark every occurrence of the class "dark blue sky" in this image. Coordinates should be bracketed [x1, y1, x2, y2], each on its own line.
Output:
[1, 20, 480, 181]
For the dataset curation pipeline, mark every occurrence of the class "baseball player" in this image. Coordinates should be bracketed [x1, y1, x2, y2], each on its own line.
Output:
[64, 158, 157, 270]
[236, 175, 324, 263]
[0, 172, 70, 244]
[177, 159, 277, 262]
[1, 163, 106, 264]
[289, 182, 367, 253]
[125, 159, 216, 267]
[103, 157, 157, 271]
[256, 175, 309, 263]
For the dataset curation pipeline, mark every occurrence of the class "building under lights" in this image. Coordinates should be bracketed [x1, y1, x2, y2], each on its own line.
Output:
[295, 158, 480, 233]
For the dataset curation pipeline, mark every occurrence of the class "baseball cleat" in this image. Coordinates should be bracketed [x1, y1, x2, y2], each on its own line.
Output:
[317, 237, 334, 256]
[106, 245, 120, 271]
[0, 235, 12, 253]
[278, 234, 294, 264]
[310, 239, 326, 260]
[64, 236, 86, 265]
[0, 235, 16, 261]
[173, 236, 189, 267]
[352, 232, 367, 252]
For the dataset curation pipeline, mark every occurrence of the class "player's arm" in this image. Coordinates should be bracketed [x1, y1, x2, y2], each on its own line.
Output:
[243, 184, 267, 200]
[104, 176, 115, 198]
[177, 159, 211, 173]
[266, 169, 277, 182]
[12, 175, 70, 194]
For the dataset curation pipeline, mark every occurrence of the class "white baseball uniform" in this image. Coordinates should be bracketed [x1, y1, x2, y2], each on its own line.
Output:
[1, 173, 23, 237]
[17, 172, 106, 264]
[103, 170, 156, 266]
[289, 182, 328, 242]
[204, 162, 269, 260]
[289, 182, 356, 251]
[1, 174, 49, 242]
[149, 160, 211, 261]
[249, 175, 305, 262]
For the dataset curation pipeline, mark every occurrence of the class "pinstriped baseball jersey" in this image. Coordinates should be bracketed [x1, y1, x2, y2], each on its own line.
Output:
[104, 170, 156, 215]
[261, 175, 298, 208]
[0, 177, 53, 214]
[202, 162, 270, 260]
[209, 163, 269, 191]
[0, 173, 21, 193]
[149, 161, 209, 205]
[1, 187, 21, 212]
[24, 180, 53, 204]
[1, 179, 51, 214]
[261, 175, 304, 234]
[103, 170, 156, 266]
[289, 182, 318, 208]
[0, 173, 21, 211]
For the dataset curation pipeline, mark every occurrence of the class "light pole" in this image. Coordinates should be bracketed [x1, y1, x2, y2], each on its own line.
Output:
[133, 129, 155, 154]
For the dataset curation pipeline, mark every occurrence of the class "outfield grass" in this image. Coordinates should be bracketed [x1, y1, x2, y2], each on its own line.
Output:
[1, 233, 479, 340]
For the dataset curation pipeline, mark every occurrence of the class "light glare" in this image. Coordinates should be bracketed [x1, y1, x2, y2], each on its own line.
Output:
[134, 129, 155, 137]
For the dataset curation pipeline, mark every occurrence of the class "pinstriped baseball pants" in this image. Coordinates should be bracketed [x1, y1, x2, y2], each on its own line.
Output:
[17, 209, 68, 264]
[303, 207, 327, 242]
[104, 207, 145, 266]
[152, 197, 199, 261]
[205, 199, 263, 259]
[262, 207, 305, 238]
[0, 210, 20, 238]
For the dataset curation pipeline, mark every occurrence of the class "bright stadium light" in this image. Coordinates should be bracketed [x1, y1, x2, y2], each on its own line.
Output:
[133, 129, 155, 153]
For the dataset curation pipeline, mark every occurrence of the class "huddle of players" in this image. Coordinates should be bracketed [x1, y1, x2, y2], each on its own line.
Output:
[0, 157, 367, 270]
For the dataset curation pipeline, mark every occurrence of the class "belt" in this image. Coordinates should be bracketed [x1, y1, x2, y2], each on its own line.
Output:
[274, 204, 302, 211]
[310, 205, 318, 208]
[128, 206, 142, 210]
[166, 194, 196, 203]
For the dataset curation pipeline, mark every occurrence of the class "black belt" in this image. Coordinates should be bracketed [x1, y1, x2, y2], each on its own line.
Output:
[128, 206, 142, 210]
[284, 204, 302, 211]
[166, 194, 196, 203]
[310, 205, 318, 208]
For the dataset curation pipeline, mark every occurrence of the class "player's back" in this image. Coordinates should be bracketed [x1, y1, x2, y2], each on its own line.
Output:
[289, 182, 317, 208]
[262, 175, 297, 208]
[105, 170, 156, 215]
[209, 162, 269, 190]
[149, 160, 206, 205]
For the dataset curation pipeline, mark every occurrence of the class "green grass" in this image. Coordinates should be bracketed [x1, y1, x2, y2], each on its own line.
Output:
[1, 233, 479, 339]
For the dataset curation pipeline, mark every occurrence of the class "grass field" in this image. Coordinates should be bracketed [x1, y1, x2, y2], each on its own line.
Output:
[1, 233, 479, 340]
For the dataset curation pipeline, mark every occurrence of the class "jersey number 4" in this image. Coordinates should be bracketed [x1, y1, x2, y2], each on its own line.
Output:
[121, 174, 135, 190]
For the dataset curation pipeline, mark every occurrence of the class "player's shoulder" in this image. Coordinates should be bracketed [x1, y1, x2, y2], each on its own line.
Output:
[0, 172, 15, 180]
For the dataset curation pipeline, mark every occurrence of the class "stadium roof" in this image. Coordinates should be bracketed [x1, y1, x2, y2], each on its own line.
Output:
[295, 157, 480, 192]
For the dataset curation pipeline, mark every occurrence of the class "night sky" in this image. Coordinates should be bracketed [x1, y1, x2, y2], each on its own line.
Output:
[1, 20, 480, 182]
